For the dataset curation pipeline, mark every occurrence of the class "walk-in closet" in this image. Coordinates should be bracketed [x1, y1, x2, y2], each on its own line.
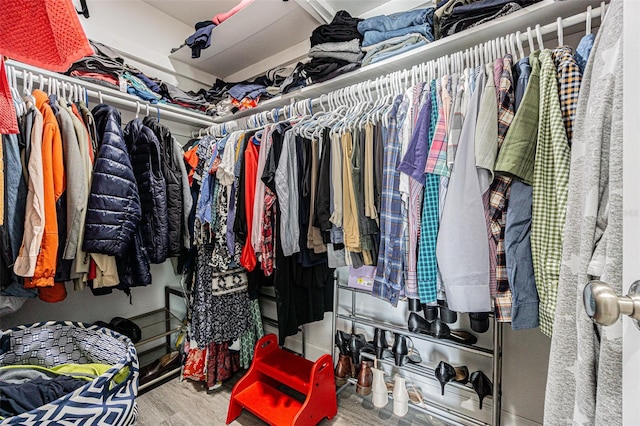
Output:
[1, 0, 638, 425]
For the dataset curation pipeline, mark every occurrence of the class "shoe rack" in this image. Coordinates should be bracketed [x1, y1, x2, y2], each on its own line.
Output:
[331, 279, 503, 426]
[131, 286, 187, 394]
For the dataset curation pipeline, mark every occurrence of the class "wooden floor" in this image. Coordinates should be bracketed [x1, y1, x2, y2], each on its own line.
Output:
[136, 374, 450, 426]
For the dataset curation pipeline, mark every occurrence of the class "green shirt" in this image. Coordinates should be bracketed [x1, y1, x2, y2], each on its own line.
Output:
[531, 49, 571, 337]
[494, 51, 541, 185]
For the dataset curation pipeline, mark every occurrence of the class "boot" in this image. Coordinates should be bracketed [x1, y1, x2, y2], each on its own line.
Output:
[335, 354, 352, 387]
[391, 333, 409, 366]
[392, 374, 409, 417]
[372, 328, 389, 360]
[349, 333, 366, 376]
[356, 360, 373, 396]
[371, 367, 388, 408]
[335, 330, 351, 356]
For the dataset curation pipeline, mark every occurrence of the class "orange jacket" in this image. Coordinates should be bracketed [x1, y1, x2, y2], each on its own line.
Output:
[24, 90, 66, 290]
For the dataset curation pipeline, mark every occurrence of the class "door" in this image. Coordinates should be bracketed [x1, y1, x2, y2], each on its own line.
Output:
[623, 1, 640, 423]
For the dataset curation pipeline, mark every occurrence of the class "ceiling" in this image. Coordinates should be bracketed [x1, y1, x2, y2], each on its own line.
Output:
[142, 1, 244, 27]
[144, 0, 432, 81]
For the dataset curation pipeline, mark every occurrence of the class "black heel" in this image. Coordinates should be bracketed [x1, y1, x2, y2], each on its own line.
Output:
[470, 371, 493, 410]
[373, 328, 389, 359]
[391, 333, 408, 366]
[394, 351, 404, 367]
[434, 361, 469, 395]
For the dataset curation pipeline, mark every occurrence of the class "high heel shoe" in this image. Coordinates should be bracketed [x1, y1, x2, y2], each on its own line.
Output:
[469, 312, 490, 333]
[391, 333, 408, 366]
[434, 361, 469, 395]
[470, 371, 493, 410]
[372, 328, 389, 360]
[408, 313, 478, 345]
[430, 319, 478, 345]
[422, 304, 439, 322]
[408, 312, 430, 333]
[438, 299, 457, 324]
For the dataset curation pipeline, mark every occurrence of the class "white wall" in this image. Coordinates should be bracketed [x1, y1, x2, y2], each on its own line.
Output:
[77, 0, 218, 91]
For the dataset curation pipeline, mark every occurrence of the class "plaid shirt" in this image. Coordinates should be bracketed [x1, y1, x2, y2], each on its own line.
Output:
[402, 84, 428, 300]
[425, 76, 451, 177]
[373, 96, 405, 307]
[553, 46, 582, 145]
[531, 50, 572, 337]
[491, 55, 516, 322]
[417, 80, 441, 304]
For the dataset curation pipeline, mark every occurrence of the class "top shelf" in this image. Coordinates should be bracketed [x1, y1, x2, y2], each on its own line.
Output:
[215, 0, 603, 123]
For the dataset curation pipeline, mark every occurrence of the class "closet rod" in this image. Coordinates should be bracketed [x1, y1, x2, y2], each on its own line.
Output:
[233, 1, 604, 128]
[5, 60, 216, 128]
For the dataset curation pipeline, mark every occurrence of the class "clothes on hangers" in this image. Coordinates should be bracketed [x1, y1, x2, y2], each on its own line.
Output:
[232, 26, 592, 332]
[0, 77, 207, 304]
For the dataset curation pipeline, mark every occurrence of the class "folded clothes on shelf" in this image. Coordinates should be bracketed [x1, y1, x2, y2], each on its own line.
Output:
[310, 10, 363, 46]
[358, 8, 435, 47]
[362, 33, 429, 66]
[437, 0, 541, 38]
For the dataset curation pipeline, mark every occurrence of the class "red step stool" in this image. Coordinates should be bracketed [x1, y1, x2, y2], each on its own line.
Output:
[226, 333, 337, 425]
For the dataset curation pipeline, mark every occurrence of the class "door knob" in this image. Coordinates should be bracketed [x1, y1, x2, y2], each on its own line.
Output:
[583, 280, 640, 326]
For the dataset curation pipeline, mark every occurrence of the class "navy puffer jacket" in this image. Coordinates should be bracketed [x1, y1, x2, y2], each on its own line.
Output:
[116, 229, 152, 292]
[124, 118, 168, 263]
[83, 105, 141, 255]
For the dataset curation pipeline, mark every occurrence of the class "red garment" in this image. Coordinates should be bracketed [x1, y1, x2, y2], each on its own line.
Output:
[205, 341, 240, 389]
[231, 96, 259, 111]
[69, 71, 119, 88]
[0, 0, 93, 72]
[38, 282, 67, 303]
[260, 188, 276, 276]
[0, 57, 18, 134]
[183, 344, 206, 382]
[184, 145, 199, 186]
[239, 138, 259, 272]
[87, 258, 97, 281]
[212, 0, 255, 25]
